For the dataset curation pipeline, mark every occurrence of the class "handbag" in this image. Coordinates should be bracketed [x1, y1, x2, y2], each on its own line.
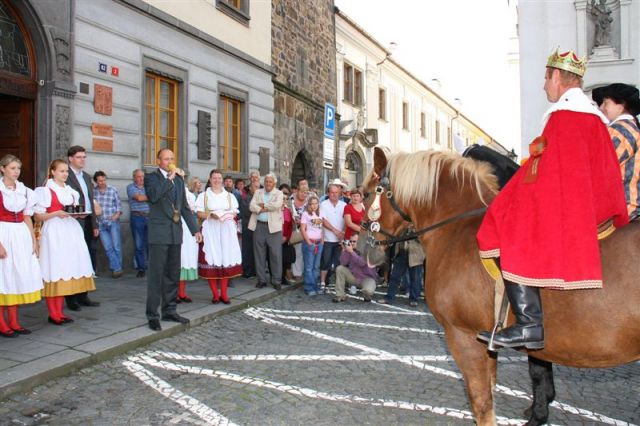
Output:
[288, 223, 304, 245]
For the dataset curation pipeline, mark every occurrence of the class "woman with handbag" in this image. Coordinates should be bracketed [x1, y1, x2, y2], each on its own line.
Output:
[279, 186, 296, 284]
[196, 170, 242, 304]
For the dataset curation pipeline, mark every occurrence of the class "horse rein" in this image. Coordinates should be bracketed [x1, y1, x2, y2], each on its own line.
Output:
[364, 168, 487, 247]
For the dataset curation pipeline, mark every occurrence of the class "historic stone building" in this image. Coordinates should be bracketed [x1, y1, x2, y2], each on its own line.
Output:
[272, 0, 337, 189]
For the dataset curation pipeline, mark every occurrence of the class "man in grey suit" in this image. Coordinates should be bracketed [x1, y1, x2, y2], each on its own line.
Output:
[144, 149, 202, 331]
[66, 145, 100, 310]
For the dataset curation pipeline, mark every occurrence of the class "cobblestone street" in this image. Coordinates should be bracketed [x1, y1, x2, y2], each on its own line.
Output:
[1, 289, 638, 425]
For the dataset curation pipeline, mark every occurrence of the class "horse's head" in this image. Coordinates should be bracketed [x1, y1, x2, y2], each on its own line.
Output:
[361, 147, 412, 267]
[361, 146, 499, 267]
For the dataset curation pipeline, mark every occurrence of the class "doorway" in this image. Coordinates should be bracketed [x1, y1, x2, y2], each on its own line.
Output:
[0, 94, 33, 187]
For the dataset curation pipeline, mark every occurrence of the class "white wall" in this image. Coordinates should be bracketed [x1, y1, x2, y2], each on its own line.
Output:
[143, 0, 271, 65]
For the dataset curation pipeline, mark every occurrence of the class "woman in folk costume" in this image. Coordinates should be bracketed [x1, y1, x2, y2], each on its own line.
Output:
[0, 155, 43, 337]
[34, 160, 95, 325]
[196, 169, 242, 304]
[176, 175, 200, 303]
[477, 49, 628, 350]
[593, 83, 640, 220]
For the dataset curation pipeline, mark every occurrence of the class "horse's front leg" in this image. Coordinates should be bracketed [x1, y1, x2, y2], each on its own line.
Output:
[444, 326, 498, 426]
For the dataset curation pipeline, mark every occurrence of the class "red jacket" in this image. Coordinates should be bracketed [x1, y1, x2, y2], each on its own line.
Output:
[477, 110, 628, 289]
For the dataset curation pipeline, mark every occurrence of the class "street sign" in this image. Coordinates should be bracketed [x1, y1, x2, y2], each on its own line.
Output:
[323, 160, 334, 169]
[322, 136, 334, 163]
[324, 103, 335, 139]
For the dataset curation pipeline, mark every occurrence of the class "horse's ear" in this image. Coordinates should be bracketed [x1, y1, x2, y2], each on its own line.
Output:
[373, 147, 387, 176]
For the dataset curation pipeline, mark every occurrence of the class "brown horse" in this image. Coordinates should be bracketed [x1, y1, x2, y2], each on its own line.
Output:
[362, 147, 640, 425]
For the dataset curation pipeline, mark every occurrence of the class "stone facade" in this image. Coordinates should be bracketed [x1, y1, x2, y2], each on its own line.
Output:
[272, 0, 337, 189]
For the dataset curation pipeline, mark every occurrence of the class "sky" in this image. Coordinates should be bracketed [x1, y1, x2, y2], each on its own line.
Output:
[334, 0, 522, 154]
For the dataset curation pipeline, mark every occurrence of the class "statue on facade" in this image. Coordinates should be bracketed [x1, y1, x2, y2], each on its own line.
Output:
[591, 0, 613, 47]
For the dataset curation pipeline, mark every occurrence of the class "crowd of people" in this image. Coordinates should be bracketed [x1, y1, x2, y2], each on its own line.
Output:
[0, 74, 637, 336]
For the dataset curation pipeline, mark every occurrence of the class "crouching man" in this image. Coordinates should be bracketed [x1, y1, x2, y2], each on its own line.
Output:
[332, 233, 377, 303]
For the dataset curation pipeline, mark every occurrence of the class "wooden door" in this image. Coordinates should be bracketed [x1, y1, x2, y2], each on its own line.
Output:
[0, 96, 34, 188]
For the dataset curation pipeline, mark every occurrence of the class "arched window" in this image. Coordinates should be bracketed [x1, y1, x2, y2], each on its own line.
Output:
[0, 2, 31, 77]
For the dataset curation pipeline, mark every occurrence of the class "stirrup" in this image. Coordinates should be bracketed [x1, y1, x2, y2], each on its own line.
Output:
[486, 321, 502, 352]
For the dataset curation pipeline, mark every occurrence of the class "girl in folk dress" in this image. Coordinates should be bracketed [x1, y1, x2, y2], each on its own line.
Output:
[176, 178, 200, 303]
[34, 160, 95, 325]
[196, 170, 242, 304]
[0, 155, 43, 337]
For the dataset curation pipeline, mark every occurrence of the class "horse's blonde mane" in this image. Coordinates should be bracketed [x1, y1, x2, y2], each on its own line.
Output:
[365, 150, 498, 207]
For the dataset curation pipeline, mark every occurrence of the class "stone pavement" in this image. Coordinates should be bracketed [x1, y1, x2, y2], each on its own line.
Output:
[0, 272, 293, 401]
[0, 287, 638, 425]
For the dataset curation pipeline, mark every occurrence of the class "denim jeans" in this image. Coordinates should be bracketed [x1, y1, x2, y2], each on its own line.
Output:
[99, 220, 123, 272]
[302, 240, 323, 293]
[130, 214, 148, 271]
[320, 241, 342, 282]
[385, 250, 424, 302]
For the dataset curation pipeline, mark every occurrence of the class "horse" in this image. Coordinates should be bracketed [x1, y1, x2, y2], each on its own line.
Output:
[361, 146, 640, 425]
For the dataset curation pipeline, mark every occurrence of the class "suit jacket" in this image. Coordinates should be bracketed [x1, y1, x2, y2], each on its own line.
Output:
[248, 188, 284, 233]
[144, 169, 199, 245]
[67, 168, 97, 231]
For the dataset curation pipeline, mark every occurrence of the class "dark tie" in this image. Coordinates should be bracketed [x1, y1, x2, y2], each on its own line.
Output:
[170, 180, 177, 202]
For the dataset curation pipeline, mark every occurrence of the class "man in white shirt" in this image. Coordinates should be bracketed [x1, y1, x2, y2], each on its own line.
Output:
[319, 183, 346, 292]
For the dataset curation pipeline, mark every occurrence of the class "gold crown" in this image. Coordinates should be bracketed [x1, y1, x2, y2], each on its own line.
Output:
[546, 48, 587, 77]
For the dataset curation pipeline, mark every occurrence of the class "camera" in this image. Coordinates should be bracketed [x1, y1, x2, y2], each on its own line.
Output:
[343, 240, 351, 247]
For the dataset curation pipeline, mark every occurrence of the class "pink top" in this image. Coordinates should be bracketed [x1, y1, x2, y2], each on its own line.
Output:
[301, 211, 323, 241]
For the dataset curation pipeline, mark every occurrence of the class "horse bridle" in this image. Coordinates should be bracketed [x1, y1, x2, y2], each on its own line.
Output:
[363, 167, 487, 247]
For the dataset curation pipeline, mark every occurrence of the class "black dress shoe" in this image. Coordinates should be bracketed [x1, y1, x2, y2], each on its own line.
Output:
[78, 299, 100, 307]
[136, 271, 146, 278]
[11, 327, 31, 335]
[67, 304, 82, 311]
[161, 313, 190, 324]
[221, 299, 231, 305]
[272, 283, 282, 290]
[255, 282, 267, 288]
[148, 319, 162, 331]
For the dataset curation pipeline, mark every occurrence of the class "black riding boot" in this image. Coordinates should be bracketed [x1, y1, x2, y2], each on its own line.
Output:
[478, 282, 544, 350]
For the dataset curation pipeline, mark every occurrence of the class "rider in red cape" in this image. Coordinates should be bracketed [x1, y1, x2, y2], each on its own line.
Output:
[477, 48, 629, 350]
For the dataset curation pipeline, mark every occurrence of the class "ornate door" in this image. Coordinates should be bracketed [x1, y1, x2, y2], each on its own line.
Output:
[0, 96, 33, 187]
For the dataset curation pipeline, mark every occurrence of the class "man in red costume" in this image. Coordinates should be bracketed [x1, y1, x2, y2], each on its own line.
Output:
[477, 49, 629, 350]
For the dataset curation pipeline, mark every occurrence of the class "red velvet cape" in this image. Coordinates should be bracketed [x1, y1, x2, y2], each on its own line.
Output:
[477, 110, 629, 289]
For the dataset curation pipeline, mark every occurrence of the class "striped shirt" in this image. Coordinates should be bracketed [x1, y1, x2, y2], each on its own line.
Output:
[94, 185, 122, 224]
[126, 183, 150, 214]
[609, 116, 640, 218]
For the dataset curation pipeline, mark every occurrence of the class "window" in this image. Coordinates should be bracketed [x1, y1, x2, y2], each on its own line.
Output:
[435, 120, 441, 144]
[378, 88, 386, 120]
[343, 63, 363, 105]
[402, 102, 409, 130]
[145, 73, 178, 165]
[447, 126, 452, 149]
[354, 69, 362, 105]
[343, 63, 353, 103]
[420, 112, 426, 138]
[216, 0, 250, 24]
[220, 96, 242, 172]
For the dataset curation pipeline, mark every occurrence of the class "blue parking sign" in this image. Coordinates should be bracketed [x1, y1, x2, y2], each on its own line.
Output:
[324, 103, 335, 139]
